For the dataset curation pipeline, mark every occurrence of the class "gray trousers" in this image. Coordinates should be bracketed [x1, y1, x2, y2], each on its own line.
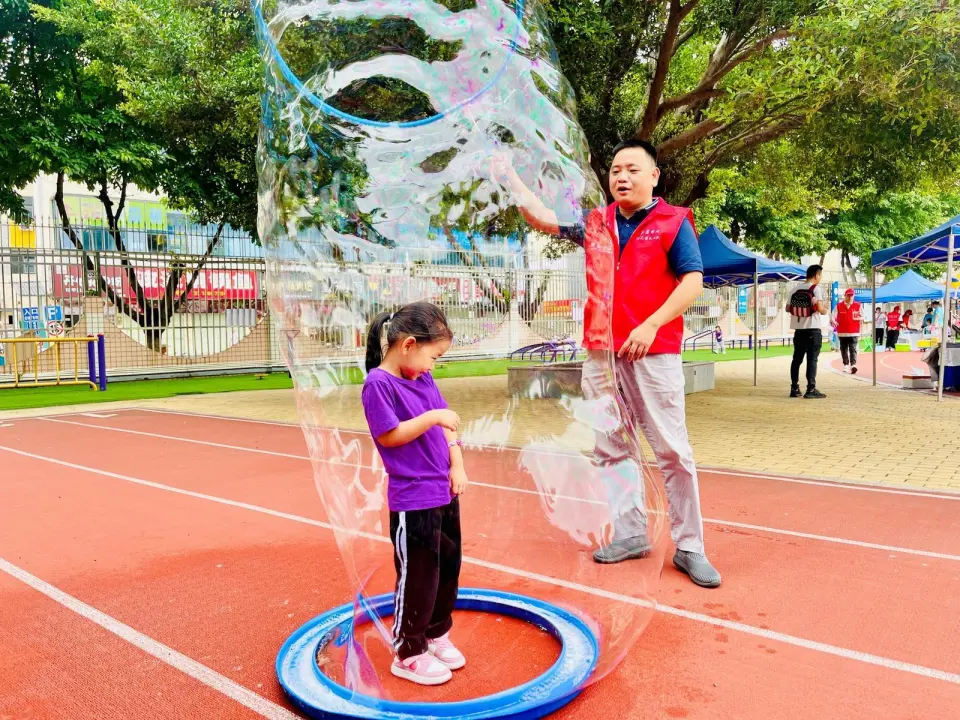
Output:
[581, 352, 706, 554]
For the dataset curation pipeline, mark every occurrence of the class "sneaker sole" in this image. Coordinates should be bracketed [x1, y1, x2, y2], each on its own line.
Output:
[593, 545, 652, 564]
[390, 663, 452, 685]
[673, 557, 722, 588]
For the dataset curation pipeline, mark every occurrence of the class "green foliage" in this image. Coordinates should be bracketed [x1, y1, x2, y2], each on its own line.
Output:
[546, 0, 960, 213]
[695, 137, 960, 271]
[41, 0, 261, 232]
[0, 0, 166, 215]
[6, 0, 960, 280]
[824, 189, 960, 280]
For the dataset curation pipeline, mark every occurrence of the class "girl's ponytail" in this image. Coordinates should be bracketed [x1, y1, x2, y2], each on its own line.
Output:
[365, 312, 392, 372]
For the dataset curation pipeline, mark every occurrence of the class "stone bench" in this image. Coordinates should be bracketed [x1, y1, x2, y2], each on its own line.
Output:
[902, 374, 934, 390]
[507, 360, 715, 399]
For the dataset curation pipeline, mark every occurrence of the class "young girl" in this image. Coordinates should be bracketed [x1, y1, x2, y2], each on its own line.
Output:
[361, 302, 468, 686]
[713, 324, 725, 354]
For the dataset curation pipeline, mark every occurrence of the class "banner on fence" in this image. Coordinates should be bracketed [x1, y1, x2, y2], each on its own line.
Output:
[541, 299, 573, 316]
[53, 265, 260, 302]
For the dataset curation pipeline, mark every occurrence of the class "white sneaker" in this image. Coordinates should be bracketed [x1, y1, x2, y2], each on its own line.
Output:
[390, 652, 452, 685]
[427, 632, 466, 670]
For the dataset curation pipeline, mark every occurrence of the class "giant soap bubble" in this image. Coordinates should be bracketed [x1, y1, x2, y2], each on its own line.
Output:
[255, 0, 668, 715]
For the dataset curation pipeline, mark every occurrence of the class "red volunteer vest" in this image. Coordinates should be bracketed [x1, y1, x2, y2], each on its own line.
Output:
[582, 199, 696, 354]
[835, 301, 862, 335]
[886, 311, 901, 330]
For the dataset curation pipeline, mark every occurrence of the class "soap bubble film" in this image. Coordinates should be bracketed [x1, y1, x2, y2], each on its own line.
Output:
[255, 0, 668, 706]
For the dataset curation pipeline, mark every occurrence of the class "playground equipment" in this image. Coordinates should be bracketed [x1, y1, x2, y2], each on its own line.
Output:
[0, 334, 107, 391]
[508, 339, 578, 363]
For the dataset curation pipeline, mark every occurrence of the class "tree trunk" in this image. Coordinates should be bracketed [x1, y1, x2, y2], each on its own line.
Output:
[442, 226, 510, 314]
[517, 273, 552, 322]
[56, 172, 228, 353]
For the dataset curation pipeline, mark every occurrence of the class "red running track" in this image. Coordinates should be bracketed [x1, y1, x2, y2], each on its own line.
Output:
[1, 408, 959, 719]
[829, 348, 958, 397]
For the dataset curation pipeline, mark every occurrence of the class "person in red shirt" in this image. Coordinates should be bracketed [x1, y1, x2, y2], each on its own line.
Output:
[494, 140, 720, 588]
[901, 309, 914, 331]
[832, 288, 862, 373]
[885, 305, 902, 350]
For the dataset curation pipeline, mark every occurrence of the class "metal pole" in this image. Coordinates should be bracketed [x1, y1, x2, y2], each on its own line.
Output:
[871, 270, 877, 387]
[753, 267, 759, 386]
[938, 232, 954, 402]
[97, 333, 107, 391]
[87, 335, 96, 386]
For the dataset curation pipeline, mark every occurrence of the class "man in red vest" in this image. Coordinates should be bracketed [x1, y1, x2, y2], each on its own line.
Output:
[886, 305, 902, 350]
[833, 288, 862, 373]
[495, 140, 720, 588]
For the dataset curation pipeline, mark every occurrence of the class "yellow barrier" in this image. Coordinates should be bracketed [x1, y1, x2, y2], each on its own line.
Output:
[1, 335, 103, 390]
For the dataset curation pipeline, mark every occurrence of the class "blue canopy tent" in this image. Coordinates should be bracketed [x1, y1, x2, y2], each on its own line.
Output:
[871, 214, 960, 269]
[699, 226, 807, 287]
[852, 269, 958, 304]
[698, 225, 807, 385]
[867, 214, 959, 401]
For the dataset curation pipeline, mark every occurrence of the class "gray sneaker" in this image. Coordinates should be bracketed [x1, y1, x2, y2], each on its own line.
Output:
[673, 550, 722, 588]
[593, 535, 653, 564]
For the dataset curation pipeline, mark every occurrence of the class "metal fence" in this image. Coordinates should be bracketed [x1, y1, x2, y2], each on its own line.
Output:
[0, 221, 590, 380]
[3, 219, 904, 380]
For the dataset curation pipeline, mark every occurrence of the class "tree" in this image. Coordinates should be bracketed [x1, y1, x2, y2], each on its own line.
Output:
[425, 180, 562, 321]
[546, 0, 960, 205]
[42, 0, 261, 233]
[824, 188, 960, 281]
[0, 0, 190, 350]
[0, 0, 261, 350]
[693, 131, 960, 274]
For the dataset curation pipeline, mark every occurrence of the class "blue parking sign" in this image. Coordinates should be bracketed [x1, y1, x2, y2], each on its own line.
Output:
[21, 307, 40, 330]
[44, 305, 63, 322]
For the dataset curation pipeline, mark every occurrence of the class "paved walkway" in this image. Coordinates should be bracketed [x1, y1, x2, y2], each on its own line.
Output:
[3, 352, 957, 489]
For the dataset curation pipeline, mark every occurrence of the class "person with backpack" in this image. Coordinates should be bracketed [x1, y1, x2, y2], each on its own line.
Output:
[787, 265, 829, 398]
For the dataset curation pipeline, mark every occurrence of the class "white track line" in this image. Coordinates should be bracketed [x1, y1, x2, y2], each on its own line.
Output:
[35, 417, 960, 560]
[0, 557, 300, 720]
[696, 467, 960, 499]
[2, 445, 959, 687]
[128, 407, 960, 499]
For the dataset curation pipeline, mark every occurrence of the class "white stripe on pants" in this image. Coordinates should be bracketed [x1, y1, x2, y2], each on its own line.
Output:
[581, 351, 705, 554]
[393, 513, 407, 649]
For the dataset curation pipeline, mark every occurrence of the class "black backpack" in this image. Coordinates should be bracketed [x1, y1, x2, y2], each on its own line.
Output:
[788, 285, 818, 318]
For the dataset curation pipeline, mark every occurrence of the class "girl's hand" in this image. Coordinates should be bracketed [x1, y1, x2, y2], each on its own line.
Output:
[450, 467, 469, 496]
[431, 409, 461, 432]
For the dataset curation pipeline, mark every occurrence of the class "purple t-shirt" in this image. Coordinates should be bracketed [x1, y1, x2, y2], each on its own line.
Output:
[361, 368, 452, 512]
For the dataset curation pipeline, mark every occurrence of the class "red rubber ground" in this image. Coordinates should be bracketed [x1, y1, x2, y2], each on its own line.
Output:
[1, 409, 958, 719]
[829, 348, 958, 396]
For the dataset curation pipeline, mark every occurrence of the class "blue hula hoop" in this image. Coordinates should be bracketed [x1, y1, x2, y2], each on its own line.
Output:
[252, 0, 527, 129]
[276, 587, 599, 719]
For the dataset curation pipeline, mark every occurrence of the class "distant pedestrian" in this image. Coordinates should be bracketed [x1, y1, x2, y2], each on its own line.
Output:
[832, 288, 862, 374]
